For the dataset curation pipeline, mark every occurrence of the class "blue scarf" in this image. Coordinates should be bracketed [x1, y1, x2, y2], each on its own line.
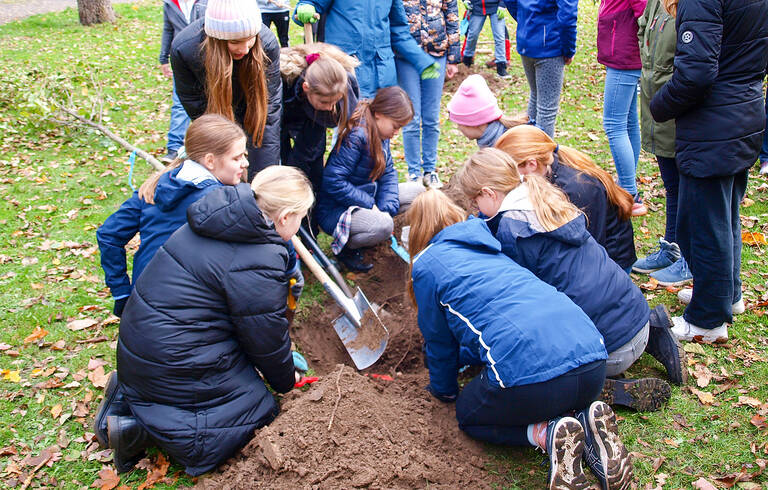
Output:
[476, 120, 507, 148]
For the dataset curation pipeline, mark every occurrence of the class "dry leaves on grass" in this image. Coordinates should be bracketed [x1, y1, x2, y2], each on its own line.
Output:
[742, 231, 766, 246]
[692, 477, 717, 490]
[88, 366, 109, 389]
[136, 453, 172, 489]
[91, 468, 120, 490]
[23, 327, 48, 344]
[689, 387, 716, 405]
[67, 318, 98, 331]
[713, 459, 766, 488]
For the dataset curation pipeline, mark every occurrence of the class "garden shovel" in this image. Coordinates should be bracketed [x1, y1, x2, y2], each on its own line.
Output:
[291, 236, 389, 370]
[298, 226, 354, 298]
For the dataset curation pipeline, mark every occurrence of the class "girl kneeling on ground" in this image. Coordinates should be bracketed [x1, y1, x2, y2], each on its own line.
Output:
[407, 189, 633, 490]
[97, 114, 249, 318]
[95, 167, 313, 475]
[456, 148, 685, 411]
[495, 124, 637, 273]
[315, 86, 424, 272]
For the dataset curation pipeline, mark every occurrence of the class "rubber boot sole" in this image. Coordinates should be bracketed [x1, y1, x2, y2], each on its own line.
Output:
[548, 418, 590, 490]
[93, 370, 119, 448]
[588, 402, 633, 490]
[600, 378, 671, 412]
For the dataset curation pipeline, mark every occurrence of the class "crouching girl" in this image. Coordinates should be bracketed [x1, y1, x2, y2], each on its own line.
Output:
[315, 86, 423, 272]
[456, 148, 685, 412]
[95, 166, 313, 475]
[407, 189, 633, 490]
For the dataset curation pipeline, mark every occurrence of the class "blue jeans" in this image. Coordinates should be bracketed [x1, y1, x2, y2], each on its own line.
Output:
[603, 68, 641, 195]
[463, 13, 506, 64]
[520, 55, 565, 137]
[760, 92, 768, 163]
[396, 55, 447, 176]
[167, 81, 191, 152]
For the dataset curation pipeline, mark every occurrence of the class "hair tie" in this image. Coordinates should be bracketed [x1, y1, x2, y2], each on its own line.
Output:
[305, 53, 320, 66]
[554, 144, 560, 154]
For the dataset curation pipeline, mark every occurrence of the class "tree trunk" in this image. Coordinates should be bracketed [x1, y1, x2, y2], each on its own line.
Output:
[76, 0, 116, 26]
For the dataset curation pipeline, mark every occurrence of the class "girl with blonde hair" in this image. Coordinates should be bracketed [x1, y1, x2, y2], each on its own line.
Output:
[171, 0, 282, 180]
[407, 189, 631, 490]
[495, 124, 637, 272]
[456, 148, 684, 415]
[280, 42, 360, 205]
[97, 114, 248, 319]
[96, 166, 313, 475]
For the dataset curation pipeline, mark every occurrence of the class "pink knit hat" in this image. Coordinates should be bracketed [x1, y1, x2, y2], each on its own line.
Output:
[205, 0, 262, 40]
[447, 74, 503, 126]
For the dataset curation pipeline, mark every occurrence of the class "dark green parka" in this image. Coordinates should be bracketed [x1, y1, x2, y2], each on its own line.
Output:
[638, 0, 676, 158]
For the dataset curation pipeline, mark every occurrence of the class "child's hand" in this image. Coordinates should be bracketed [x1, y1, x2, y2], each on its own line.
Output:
[446, 63, 459, 79]
[160, 63, 172, 78]
[296, 4, 318, 23]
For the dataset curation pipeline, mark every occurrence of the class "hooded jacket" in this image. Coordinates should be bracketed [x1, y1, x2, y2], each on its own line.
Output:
[294, 0, 435, 98]
[503, 0, 578, 59]
[315, 126, 400, 235]
[650, 0, 768, 177]
[486, 185, 650, 354]
[117, 183, 296, 476]
[411, 218, 607, 398]
[159, 0, 207, 65]
[170, 20, 282, 176]
[96, 161, 220, 299]
[548, 155, 637, 269]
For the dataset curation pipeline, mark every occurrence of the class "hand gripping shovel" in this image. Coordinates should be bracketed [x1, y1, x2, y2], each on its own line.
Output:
[291, 236, 389, 370]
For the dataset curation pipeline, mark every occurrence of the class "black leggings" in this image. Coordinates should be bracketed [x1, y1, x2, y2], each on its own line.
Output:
[456, 360, 606, 446]
[262, 11, 289, 47]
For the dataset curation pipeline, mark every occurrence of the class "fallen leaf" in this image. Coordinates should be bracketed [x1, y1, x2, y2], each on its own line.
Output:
[751, 414, 767, 430]
[640, 277, 659, 291]
[736, 396, 763, 408]
[690, 387, 715, 405]
[741, 197, 755, 207]
[67, 318, 98, 331]
[1, 370, 21, 383]
[88, 366, 109, 389]
[742, 231, 767, 246]
[91, 468, 120, 490]
[88, 358, 108, 371]
[24, 327, 49, 344]
[692, 477, 717, 490]
[684, 343, 707, 355]
[51, 404, 63, 419]
[138, 453, 170, 490]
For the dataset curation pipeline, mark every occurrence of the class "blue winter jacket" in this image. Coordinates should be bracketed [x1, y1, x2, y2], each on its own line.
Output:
[649, 0, 768, 178]
[411, 218, 607, 398]
[96, 164, 220, 300]
[503, 0, 578, 59]
[117, 184, 296, 476]
[469, 0, 502, 15]
[294, 0, 435, 98]
[485, 189, 649, 353]
[315, 126, 400, 235]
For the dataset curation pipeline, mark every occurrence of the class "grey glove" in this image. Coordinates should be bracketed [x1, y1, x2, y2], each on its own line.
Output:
[289, 265, 304, 301]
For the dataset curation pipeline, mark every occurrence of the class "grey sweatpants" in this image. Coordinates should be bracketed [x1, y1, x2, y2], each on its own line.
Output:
[346, 182, 424, 249]
[605, 322, 650, 377]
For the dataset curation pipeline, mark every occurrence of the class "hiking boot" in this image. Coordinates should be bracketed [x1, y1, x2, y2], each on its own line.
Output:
[93, 371, 129, 449]
[107, 415, 151, 473]
[600, 377, 671, 411]
[496, 62, 510, 78]
[575, 401, 633, 490]
[546, 417, 590, 490]
[336, 247, 373, 273]
[646, 306, 687, 385]
[161, 149, 178, 164]
[461, 55, 474, 67]
[649, 256, 692, 287]
[631, 194, 648, 216]
[677, 288, 745, 315]
[632, 239, 680, 273]
[422, 171, 443, 189]
[671, 316, 728, 342]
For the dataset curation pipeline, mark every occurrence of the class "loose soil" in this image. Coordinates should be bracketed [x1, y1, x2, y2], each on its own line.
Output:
[196, 227, 504, 488]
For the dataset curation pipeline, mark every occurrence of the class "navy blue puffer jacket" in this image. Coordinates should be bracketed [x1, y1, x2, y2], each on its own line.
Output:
[486, 189, 649, 353]
[117, 183, 295, 476]
[315, 126, 400, 235]
[650, 0, 768, 177]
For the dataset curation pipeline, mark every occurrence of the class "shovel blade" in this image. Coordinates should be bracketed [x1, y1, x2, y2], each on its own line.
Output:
[333, 289, 389, 370]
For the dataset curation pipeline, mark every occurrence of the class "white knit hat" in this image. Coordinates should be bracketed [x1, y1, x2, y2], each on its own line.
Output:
[205, 0, 262, 40]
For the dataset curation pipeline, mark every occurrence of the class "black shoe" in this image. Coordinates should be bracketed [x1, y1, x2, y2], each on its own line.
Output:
[93, 371, 129, 448]
[599, 377, 671, 412]
[647, 305, 687, 385]
[496, 62, 510, 78]
[161, 150, 178, 164]
[461, 55, 474, 67]
[336, 247, 373, 273]
[107, 415, 151, 473]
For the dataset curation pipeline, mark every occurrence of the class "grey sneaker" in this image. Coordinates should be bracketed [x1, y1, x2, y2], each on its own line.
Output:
[649, 256, 692, 286]
[546, 417, 590, 490]
[575, 401, 633, 490]
[422, 172, 443, 189]
[632, 238, 680, 273]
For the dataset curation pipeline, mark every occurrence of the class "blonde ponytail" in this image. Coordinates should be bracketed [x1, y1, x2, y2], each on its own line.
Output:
[251, 166, 314, 222]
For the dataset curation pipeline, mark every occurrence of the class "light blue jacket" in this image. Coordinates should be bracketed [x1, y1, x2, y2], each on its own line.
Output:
[411, 218, 607, 398]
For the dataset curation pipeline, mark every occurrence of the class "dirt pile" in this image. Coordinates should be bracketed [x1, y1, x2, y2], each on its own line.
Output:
[196, 240, 502, 488]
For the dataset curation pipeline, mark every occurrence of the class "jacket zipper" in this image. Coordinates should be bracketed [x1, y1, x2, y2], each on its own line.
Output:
[611, 20, 616, 55]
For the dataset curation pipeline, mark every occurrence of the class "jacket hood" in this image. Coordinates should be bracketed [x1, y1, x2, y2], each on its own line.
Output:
[154, 164, 218, 212]
[431, 217, 502, 253]
[500, 212, 591, 246]
[187, 183, 282, 244]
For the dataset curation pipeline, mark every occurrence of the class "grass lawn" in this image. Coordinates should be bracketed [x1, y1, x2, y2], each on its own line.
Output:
[0, 1, 766, 488]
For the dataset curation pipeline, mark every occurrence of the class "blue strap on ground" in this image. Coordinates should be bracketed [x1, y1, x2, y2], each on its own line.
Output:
[127, 150, 137, 191]
[390, 235, 410, 263]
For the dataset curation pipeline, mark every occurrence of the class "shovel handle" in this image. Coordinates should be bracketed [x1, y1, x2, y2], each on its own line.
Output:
[303, 14, 318, 44]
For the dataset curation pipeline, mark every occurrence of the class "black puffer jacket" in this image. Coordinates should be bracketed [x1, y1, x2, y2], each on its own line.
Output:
[117, 183, 295, 476]
[170, 20, 283, 177]
[650, 0, 768, 177]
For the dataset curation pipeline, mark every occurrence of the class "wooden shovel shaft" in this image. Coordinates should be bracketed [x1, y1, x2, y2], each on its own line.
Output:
[303, 13, 319, 44]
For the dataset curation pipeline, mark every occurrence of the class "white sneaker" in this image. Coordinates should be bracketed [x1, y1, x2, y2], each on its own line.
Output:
[422, 172, 443, 189]
[407, 173, 421, 183]
[760, 161, 768, 175]
[677, 288, 745, 315]
[671, 316, 728, 342]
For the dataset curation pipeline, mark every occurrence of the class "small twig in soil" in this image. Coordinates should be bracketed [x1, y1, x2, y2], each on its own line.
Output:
[391, 329, 414, 374]
[327, 365, 344, 431]
[20, 455, 49, 490]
